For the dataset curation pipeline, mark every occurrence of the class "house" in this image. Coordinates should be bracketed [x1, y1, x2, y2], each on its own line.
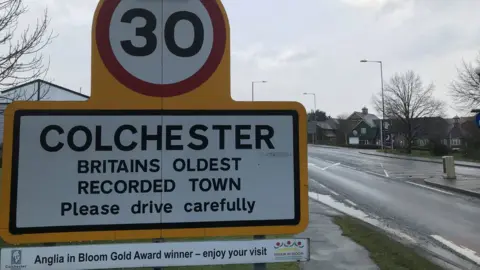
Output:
[306, 107, 380, 146]
[0, 79, 90, 143]
[445, 116, 468, 149]
[305, 105, 472, 150]
[307, 118, 339, 144]
[346, 107, 379, 145]
[387, 117, 469, 149]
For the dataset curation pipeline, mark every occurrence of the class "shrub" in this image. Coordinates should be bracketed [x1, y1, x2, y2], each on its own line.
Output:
[429, 141, 449, 156]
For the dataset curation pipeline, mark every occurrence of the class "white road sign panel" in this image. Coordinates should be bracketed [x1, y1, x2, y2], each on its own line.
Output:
[0, 239, 309, 270]
[9, 110, 300, 234]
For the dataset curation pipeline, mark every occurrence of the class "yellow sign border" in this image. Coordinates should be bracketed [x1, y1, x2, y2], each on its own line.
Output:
[0, 101, 308, 244]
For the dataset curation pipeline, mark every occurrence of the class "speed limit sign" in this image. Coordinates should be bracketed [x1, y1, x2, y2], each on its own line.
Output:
[96, 0, 226, 97]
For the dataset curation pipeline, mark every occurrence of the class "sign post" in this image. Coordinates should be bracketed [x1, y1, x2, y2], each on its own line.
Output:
[475, 113, 480, 128]
[1, 0, 308, 259]
[382, 120, 392, 149]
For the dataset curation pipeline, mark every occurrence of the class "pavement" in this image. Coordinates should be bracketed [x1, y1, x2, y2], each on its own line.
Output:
[298, 201, 379, 270]
[308, 145, 480, 269]
[359, 150, 480, 169]
[424, 177, 480, 199]
[356, 148, 480, 198]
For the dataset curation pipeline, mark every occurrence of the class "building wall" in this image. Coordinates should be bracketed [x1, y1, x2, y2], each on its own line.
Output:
[1, 81, 88, 102]
[348, 121, 377, 144]
[0, 81, 89, 143]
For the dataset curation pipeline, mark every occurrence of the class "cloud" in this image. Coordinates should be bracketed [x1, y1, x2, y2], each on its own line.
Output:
[340, 0, 403, 9]
[233, 45, 318, 70]
[9, 0, 480, 118]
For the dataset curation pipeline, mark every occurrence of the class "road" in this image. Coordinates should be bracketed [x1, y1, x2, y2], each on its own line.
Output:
[308, 145, 480, 269]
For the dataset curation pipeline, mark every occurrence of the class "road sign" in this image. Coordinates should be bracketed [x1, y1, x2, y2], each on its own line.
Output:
[0, 0, 308, 245]
[383, 132, 392, 147]
[0, 238, 310, 269]
[382, 120, 391, 131]
[476, 113, 480, 128]
[96, 0, 226, 97]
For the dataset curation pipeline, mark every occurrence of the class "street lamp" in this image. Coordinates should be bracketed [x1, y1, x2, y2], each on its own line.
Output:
[251, 81, 267, 101]
[303, 92, 317, 112]
[361, 59, 385, 150]
[303, 92, 317, 144]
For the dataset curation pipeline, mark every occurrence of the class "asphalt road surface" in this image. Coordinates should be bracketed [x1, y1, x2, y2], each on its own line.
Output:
[308, 145, 480, 269]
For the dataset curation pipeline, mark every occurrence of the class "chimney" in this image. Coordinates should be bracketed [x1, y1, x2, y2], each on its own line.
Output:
[453, 116, 460, 126]
[362, 106, 368, 115]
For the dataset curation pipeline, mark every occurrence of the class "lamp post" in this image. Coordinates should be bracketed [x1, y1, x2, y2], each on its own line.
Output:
[251, 80, 267, 101]
[303, 92, 317, 112]
[304, 92, 317, 144]
[361, 59, 385, 150]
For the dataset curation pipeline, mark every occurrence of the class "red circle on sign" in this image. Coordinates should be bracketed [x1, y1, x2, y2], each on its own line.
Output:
[96, 0, 227, 97]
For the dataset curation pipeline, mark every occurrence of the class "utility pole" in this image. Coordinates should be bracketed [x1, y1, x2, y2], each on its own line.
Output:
[361, 59, 385, 150]
[251, 80, 267, 101]
[304, 92, 317, 144]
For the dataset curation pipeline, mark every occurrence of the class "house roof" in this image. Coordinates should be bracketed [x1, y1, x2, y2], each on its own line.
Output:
[348, 111, 379, 127]
[307, 118, 360, 135]
[387, 117, 450, 139]
[1, 79, 90, 99]
[326, 118, 339, 129]
[335, 119, 361, 134]
[446, 117, 470, 138]
[317, 121, 334, 130]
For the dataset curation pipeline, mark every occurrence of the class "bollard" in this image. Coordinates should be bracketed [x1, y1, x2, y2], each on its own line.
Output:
[442, 156, 456, 180]
[152, 239, 164, 270]
[253, 235, 267, 270]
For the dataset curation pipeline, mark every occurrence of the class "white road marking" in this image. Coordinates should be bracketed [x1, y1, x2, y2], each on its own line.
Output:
[309, 156, 389, 178]
[342, 164, 388, 178]
[308, 191, 416, 243]
[308, 163, 323, 170]
[380, 163, 390, 177]
[431, 235, 480, 265]
[321, 163, 341, 171]
[308, 179, 340, 196]
[309, 179, 327, 189]
[308, 162, 340, 171]
[406, 181, 454, 196]
[329, 190, 340, 196]
[345, 199, 357, 206]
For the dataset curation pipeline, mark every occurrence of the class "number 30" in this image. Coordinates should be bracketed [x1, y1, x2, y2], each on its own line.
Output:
[120, 8, 205, 58]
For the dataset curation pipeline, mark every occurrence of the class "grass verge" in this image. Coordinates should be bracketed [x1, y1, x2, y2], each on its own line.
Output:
[333, 215, 439, 270]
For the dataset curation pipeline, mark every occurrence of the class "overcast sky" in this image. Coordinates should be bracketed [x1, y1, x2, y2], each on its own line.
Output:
[22, 0, 480, 118]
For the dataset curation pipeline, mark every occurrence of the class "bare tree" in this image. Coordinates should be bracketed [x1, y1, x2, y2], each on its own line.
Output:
[373, 70, 446, 153]
[0, 0, 55, 102]
[336, 113, 349, 120]
[449, 54, 480, 111]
